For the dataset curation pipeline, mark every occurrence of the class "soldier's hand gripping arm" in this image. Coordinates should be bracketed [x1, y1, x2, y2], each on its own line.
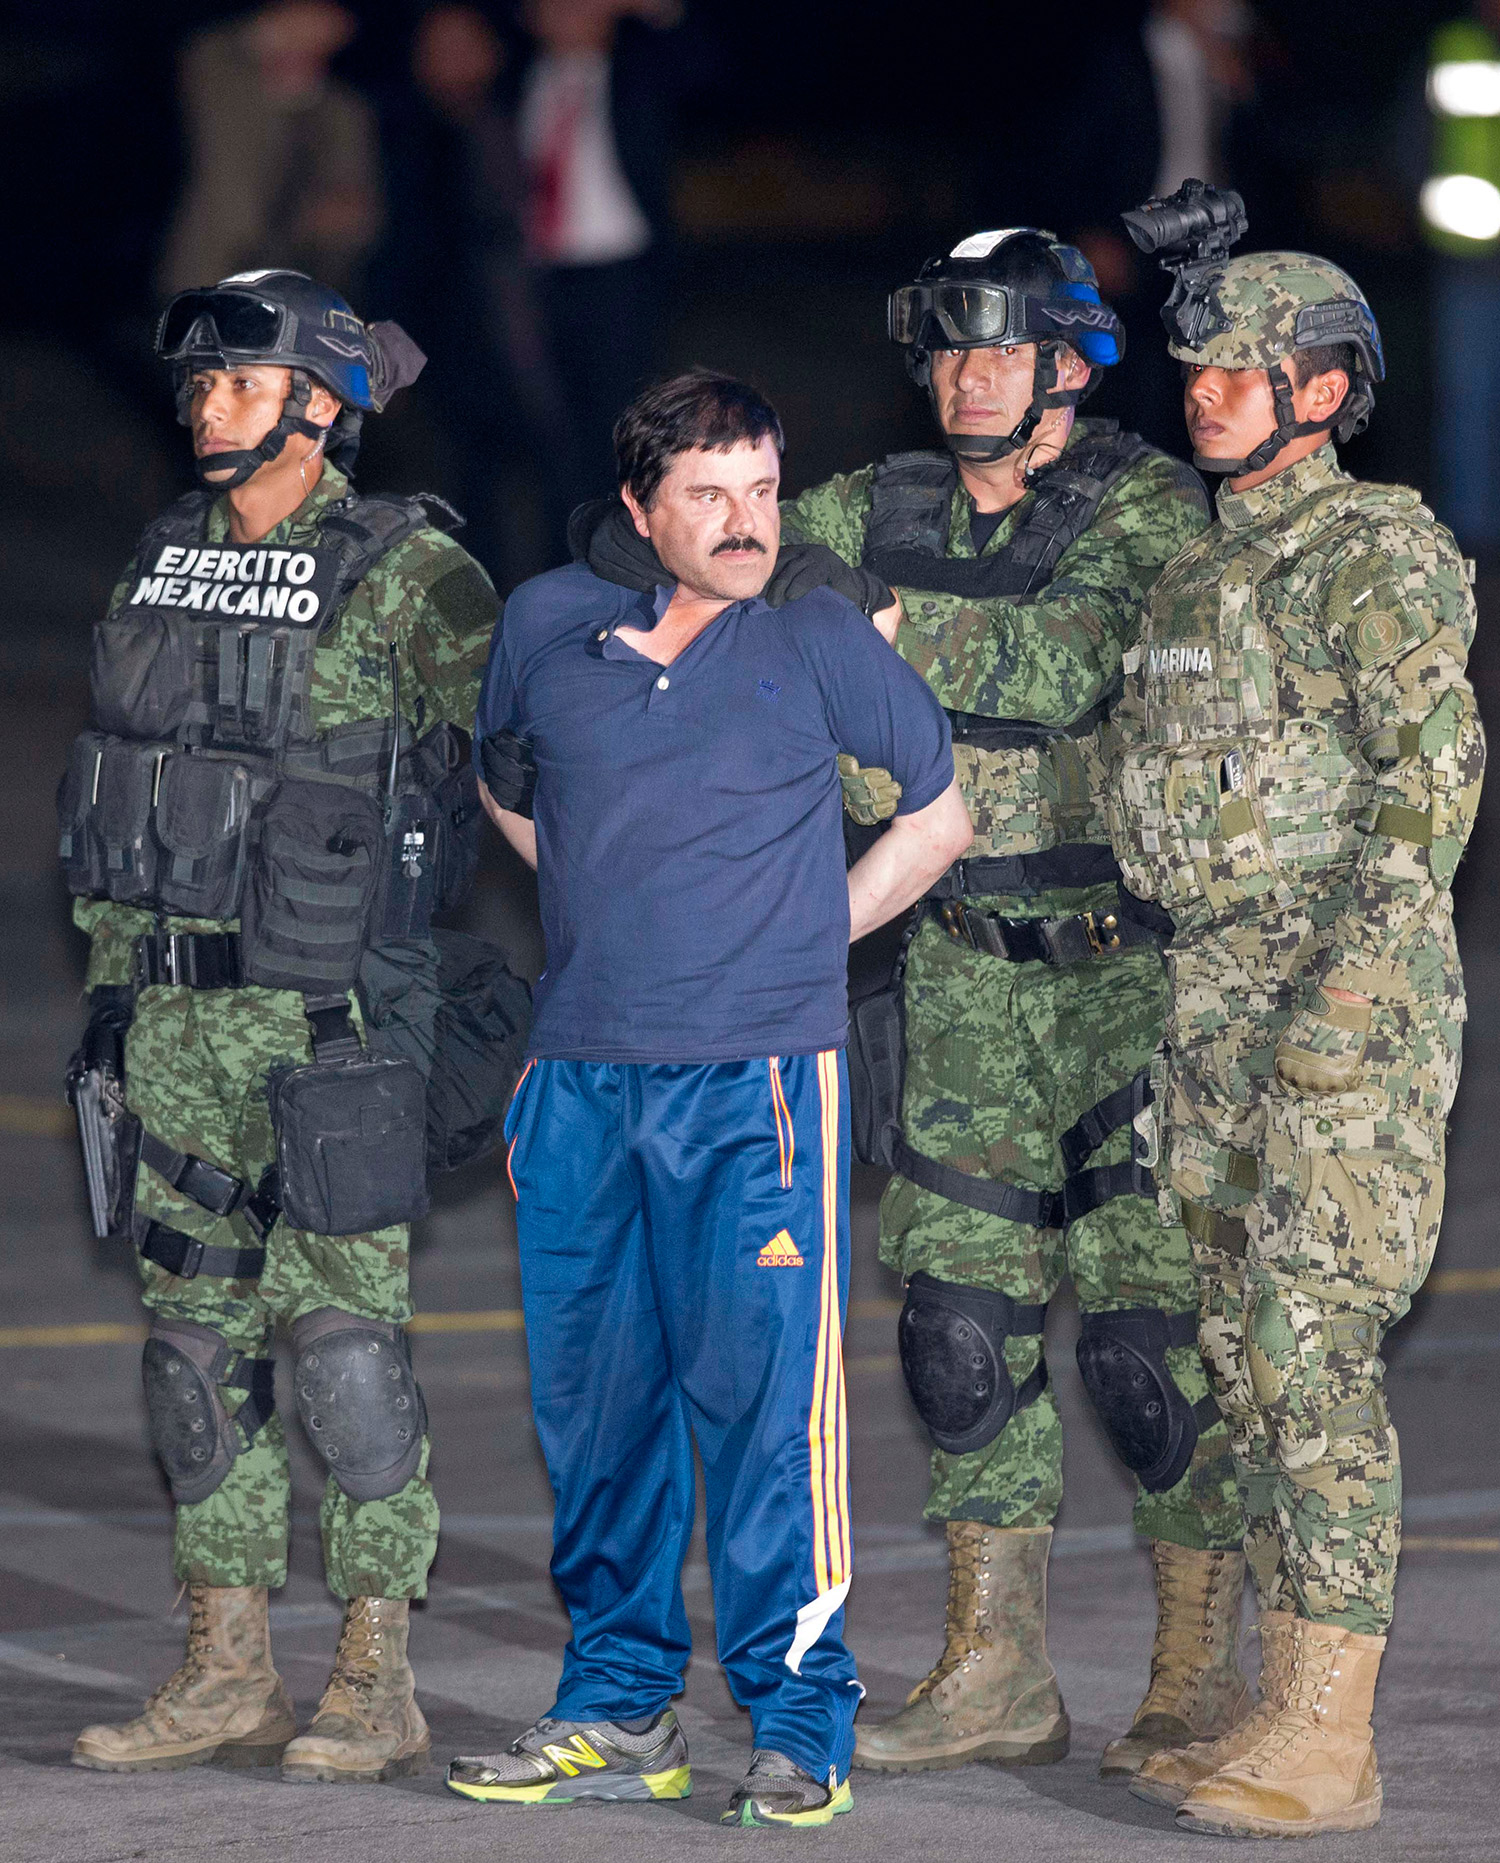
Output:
[782, 451, 1208, 723]
[1275, 527, 1485, 1095]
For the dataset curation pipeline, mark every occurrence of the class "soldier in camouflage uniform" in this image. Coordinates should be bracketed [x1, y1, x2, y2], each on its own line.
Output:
[63, 274, 496, 1784]
[779, 230, 1249, 1778]
[1105, 223, 1484, 1836]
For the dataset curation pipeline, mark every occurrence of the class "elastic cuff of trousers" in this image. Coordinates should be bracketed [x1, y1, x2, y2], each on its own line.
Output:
[931, 1502, 1059, 1531]
[174, 1557, 289, 1590]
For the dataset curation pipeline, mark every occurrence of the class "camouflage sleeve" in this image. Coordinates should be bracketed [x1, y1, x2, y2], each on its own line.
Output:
[385, 528, 500, 734]
[1317, 521, 1485, 994]
[779, 466, 878, 565]
[890, 450, 1209, 723]
[73, 898, 155, 989]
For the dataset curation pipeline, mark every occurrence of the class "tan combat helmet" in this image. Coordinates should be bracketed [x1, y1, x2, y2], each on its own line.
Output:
[1123, 181, 1385, 474]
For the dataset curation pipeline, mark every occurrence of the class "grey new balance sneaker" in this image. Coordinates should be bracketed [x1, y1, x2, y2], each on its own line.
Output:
[446, 1708, 690, 1806]
[721, 1749, 853, 1827]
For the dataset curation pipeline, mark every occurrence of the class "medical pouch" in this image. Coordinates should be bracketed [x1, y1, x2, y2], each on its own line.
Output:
[241, 780, 384, 992]
[270, 1046, 430, 1235]
[152, 752, 258, 919]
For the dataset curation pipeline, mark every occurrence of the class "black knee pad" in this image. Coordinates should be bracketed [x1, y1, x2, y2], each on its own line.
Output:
[1076, 1306, 1208, 1493]
[897, 1272, 1048, 1455]
[141, 1316, 276, 1506]
[291, 1308, 427, 1501]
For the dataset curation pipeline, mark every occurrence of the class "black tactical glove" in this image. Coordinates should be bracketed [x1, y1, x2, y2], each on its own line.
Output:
[570, 497, 666, 594]
[479, 729, 537, 819]
[762, 542, 895, 619]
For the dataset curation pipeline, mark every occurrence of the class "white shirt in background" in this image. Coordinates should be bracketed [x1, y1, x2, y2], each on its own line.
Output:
[519, 48, 653, 266]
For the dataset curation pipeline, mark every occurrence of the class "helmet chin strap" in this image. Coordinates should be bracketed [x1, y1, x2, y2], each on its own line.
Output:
[932, 341, 1084, 466]
[1193, 362, 1339, 477]
[189, 370, 328, 491]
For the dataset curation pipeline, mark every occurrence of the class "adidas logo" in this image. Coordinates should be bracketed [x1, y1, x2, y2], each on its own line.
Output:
[757, 1228, 804, 1267]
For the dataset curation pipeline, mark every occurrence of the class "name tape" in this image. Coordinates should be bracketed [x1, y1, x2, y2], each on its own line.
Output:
[128, 545, 336, 623]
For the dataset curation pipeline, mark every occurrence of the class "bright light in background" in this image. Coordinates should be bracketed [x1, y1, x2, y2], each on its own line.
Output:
[1428, 60, 1500, 117]
[1421, 173, 1500, 241]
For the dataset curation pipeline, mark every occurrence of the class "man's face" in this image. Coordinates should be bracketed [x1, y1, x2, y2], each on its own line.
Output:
[1182, 363, 1278, 463]
[927, 342, 1091, 439]
[189, 364, 296, 480]
[625, 436, 782, 603]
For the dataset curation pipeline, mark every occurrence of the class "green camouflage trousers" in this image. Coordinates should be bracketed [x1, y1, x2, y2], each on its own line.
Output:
[1165, 916, 1464, 1634]
[126, 984, 439, 1600]
[880, 913, 1243, 1549]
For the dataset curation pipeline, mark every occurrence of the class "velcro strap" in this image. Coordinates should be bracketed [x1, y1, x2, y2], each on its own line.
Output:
[135, 932, 244, 990]
[138, 1130, 246, 1218]
[1059, 1073, 1151, 1176]
[136, 1216, 266, 1283]
[1012, 1357, 1049, 1416]
[224, 1355, 277, 1446]
[1181, 1197, 1249, 1257]
[302, 992, 362, 1061]
[1192, 1392, 1224, 1431]
[240, 1168, 282, 1244]
[1326, 1389, 1388, 1441]
[1056, 1158, 1157, 1228]
[1372, 802, 1432, 846]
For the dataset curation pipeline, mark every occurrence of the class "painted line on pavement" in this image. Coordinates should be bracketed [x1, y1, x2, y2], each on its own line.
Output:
[0, 1637, 145, 1694]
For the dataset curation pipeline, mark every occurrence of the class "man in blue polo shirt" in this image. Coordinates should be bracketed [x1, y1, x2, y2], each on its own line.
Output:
[447, 370, 969, 1828]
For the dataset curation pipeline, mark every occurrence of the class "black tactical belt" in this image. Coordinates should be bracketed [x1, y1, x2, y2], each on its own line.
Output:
[926, 844, 1123, 900]
[136, 930, 244, 990]
[932, 899, 1159, 966]
[135, 1215, 267, 1283]
[137, 1131, 280, 1241]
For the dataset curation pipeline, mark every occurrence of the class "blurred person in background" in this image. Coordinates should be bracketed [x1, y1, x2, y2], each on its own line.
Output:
[376, 4, 569, 580]
[513, 0, 699, 509]
[1419, 3, 1500, 557]
[160, 2, 383, 302]
[760, 230, 1247, 1784]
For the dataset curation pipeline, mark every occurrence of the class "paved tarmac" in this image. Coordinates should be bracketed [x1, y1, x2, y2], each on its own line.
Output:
[0, 398, 1496, 1862]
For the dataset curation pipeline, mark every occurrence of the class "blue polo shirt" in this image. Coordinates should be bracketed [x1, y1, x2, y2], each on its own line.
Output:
[477, 563, 953, 1063]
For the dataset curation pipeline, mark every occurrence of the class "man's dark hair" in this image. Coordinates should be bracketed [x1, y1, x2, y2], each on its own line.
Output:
[1291, 342, 1358, 405]
[614, 368, 785, 509]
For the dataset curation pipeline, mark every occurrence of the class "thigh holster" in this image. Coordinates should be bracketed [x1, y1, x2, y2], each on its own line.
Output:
[897, 1271, 1049, 1455]
[1076, 1306, 1220, 1493]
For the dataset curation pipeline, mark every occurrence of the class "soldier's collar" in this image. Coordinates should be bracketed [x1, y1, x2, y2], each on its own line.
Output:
[1214, 442, 1347, 533]
[206, 463, 352, 544]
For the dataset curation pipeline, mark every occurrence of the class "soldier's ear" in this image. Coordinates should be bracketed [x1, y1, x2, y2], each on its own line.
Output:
[306, 381, 343, 428]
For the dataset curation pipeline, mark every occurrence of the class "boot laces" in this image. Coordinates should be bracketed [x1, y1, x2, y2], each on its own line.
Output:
[1241, 1635, 1343, 1772]
[320, 1602, 387, 1720]
[911, 1528, 993, 1701]
[145, 1589, 216, 1718]
[1138, 1546, 1234, 1716]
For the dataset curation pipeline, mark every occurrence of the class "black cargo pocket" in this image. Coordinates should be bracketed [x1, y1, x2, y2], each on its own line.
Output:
[241, 780, 383, 992]
[153, 754, 254, 920]
[269, 1053, 430, 1234]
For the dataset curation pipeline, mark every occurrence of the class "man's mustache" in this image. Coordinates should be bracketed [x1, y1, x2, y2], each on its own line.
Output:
[711, 535, 767, 556]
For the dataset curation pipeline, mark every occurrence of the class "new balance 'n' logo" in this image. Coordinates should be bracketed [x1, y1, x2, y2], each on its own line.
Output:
[540, 1734, 608, 1775]
[757, 1228, 804, 1267]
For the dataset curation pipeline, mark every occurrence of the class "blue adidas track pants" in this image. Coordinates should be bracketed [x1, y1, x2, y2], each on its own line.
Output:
[504, 1051, 860, 1782]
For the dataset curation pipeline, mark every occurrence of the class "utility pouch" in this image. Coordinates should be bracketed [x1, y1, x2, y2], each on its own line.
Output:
[241, 780, 384, 993]
[58, 733, 165, 902]
[848, 915, 919, 1171]
[152, 753, 257, 919]
[432, 759, 481, 911]
[269, 996, 429, 1235]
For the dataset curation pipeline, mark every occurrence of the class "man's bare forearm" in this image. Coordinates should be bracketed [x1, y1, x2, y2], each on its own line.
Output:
[479, 779, 538, 869]
[847, 776, 971, 943]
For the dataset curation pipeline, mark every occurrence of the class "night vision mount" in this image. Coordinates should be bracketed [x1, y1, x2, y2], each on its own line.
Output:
[1121, 178, 1248, 347]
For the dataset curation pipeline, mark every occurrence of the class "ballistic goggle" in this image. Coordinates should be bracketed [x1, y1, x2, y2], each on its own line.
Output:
[889, 283, 1124, 359]
[155, 289, 294, 362]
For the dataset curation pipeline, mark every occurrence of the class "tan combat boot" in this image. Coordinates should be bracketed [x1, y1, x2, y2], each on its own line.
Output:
[853, 1522, 1069, 1771]
[1175, 1618, 1385, 1837]
[1100, 1541, 1252, 1777]
[280, 1596, 430, 1783]
[72, 1584, 295, 1772]
[1132, 1610, 1298, 1807]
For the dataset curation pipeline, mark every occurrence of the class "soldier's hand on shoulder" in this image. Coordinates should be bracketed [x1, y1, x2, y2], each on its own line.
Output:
[572, 497, 665, 593]
[838, 754, 902, 825]
[1274, 986, 1371, 1096]
[763, 542, 895, 620]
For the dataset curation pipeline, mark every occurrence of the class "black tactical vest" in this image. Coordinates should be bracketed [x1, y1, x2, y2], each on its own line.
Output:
[59, 488, 477, 943]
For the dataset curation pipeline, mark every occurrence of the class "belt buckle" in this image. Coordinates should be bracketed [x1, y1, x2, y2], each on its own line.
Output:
[160, 932, 187, 985]
[178, 1236, 205, 1280]
[1081, 909, 1122, 957]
